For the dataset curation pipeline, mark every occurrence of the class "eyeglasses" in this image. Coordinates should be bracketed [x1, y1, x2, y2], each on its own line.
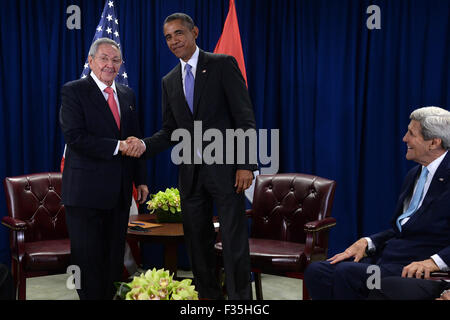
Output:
[95, 55, 122, 66]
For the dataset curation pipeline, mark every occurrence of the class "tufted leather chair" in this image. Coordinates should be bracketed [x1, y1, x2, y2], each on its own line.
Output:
[215, 173, 336, 300]
[1, 172, 70, 300]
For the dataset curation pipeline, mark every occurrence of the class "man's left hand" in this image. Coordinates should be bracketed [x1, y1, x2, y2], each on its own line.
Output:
[136, 184, 149, 204]
[436, 290, 450, 300]
[235, 169, 253, 193]
[401, 258, 440, 279]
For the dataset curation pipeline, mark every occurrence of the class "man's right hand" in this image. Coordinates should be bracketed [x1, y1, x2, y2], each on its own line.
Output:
[327, 238, 368, 264]
[120, 137, 146, 158]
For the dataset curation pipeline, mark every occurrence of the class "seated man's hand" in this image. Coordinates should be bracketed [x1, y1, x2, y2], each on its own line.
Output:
[120, 136, 146, 158]
[327, 238, 368, 264]
[401, 259, 439, 279]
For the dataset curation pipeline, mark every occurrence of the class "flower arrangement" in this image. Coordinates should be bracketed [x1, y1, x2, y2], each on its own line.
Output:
[146, 188, 182, 222]
[146, 187, 181, 214]
[115, 268, 199, 300]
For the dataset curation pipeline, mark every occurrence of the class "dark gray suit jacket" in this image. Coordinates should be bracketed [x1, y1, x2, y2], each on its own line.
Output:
[144, 50, 257, 197]
[59, 75, 146, 210]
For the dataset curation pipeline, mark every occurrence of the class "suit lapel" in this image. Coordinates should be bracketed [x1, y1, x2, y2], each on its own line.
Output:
[401, 152, 450, 230]
[86, 75, 120, 136]
[193, 50, 209, 118]
[394, 166, 420, 219]
[415, 152, 450, 212]
[116, 84, 129, 138]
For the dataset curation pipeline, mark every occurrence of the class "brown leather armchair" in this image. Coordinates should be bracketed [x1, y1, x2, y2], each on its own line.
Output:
[1, 172, 70, 300]
[215, 173, 336, 300]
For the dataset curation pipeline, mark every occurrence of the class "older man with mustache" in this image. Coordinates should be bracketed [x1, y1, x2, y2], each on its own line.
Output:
[60, 38, 148, 300]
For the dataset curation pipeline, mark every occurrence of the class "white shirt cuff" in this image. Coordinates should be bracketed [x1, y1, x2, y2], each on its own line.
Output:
[431, 254, 450, 271]
[364, 237, 376, 252]
[114, 141, 120, 155]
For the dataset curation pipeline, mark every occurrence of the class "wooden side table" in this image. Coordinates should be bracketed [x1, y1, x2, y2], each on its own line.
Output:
[127, 214, 185, 277]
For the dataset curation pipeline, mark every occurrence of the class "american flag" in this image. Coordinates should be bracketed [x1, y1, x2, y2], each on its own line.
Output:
[80, 0, 128, 86]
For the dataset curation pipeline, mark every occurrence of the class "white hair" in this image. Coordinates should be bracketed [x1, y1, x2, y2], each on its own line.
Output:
[410, 106, 450, 150]
[88, 38, 122, 59]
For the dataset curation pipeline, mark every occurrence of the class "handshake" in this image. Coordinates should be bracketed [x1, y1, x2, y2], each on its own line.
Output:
[119, 136, 146, 158]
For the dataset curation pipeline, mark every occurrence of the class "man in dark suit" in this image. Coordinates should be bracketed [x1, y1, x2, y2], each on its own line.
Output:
[59, 38, 148, 300]
[126, 13, 257, 299]
[304, 106, 450, 299]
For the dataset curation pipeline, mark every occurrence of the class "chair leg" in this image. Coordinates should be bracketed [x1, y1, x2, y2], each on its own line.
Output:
[302, 279, 310, 300]
[254, 272, 263, 300]
[18, 278, 26, 300]
[16, 265, 26, 300]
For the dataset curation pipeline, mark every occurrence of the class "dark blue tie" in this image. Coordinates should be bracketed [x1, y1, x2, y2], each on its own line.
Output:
[184, 63, 194, 113]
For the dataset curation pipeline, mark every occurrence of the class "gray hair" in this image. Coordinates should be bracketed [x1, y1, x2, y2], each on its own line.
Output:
[88, 38, 122, 59]
[410, 106, 450, 150]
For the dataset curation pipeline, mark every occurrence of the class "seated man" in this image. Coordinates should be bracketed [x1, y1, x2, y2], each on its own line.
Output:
[304, 106, 450, 300]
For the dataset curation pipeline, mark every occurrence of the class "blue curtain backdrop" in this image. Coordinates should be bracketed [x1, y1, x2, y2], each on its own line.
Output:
[0, 0, 449, 266]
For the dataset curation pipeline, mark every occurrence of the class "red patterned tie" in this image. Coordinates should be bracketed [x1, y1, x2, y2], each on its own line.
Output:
[104, 87, 120, 129]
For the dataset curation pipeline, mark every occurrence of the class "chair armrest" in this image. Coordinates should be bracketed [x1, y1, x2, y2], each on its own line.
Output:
[1, 216, 27, 231]
[1, 216, 27, 263]
[304, 217, 337, 264]
[304, 217, 336, 232]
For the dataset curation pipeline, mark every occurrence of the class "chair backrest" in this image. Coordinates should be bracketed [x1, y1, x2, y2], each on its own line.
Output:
[251, 173, 336, 244]
[3, 172, 68, 242]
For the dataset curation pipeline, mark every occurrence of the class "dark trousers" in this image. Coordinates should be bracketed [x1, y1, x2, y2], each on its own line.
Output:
[181, 166, 251, 300]
[65, 202, 130, 300]
[304, 258, 402, 300]
[368, 277, 450, 300]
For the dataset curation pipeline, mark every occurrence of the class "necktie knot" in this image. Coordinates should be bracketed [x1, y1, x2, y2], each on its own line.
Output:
[185, 63, 192, 73]
[420, 167, 429, 179]
[104, 86, 114, 95]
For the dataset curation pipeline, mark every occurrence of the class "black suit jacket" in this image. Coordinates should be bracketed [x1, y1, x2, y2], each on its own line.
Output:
[144, 50, 257, 196]
[370, 152, 450, 269]
[59, 75, 146, 210]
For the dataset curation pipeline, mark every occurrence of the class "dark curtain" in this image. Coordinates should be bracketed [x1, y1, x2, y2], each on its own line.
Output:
[0, 0, 449, 265]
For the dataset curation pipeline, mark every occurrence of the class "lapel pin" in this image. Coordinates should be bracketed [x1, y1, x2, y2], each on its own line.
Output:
[202, 69, 206, 73]
[129, 105, 134, 111]
[439, 178, 444, 182]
